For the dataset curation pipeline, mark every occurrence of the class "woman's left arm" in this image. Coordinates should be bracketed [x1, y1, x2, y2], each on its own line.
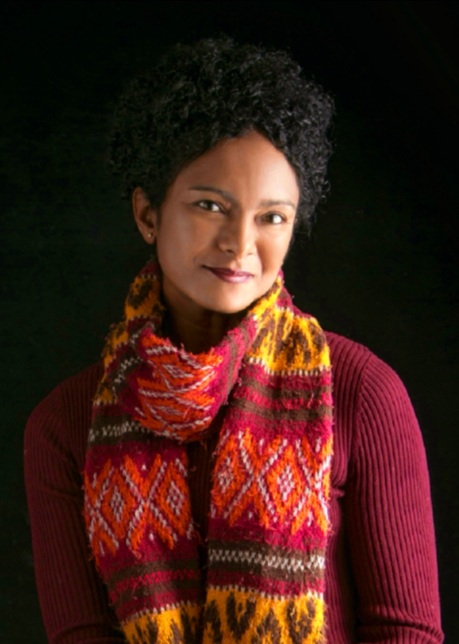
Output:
[344, 353, 443, 643]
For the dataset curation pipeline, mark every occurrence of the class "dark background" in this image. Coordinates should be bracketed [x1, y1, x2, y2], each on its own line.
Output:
[1, 1, 457, 641]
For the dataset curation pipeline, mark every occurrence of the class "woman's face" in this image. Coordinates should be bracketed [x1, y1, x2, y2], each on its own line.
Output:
[135, 131, 299, 321]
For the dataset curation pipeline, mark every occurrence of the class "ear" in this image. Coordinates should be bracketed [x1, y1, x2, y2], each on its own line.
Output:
[132, 187, 158, 244]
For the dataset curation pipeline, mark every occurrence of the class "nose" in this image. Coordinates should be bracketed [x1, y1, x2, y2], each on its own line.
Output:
[217, 215, 256, 258]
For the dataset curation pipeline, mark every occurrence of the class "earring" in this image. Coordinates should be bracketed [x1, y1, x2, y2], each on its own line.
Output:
[147, 232, 154, 238]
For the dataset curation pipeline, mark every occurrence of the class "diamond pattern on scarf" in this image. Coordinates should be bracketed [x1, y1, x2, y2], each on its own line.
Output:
[85, 452, 193, 557]
[211, 429, 332, 537]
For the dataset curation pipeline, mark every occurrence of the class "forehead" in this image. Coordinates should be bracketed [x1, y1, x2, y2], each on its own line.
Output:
[170, 131, 300, 204]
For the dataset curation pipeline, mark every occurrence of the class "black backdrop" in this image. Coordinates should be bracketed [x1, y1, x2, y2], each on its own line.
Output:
[1, 1, 457, 641]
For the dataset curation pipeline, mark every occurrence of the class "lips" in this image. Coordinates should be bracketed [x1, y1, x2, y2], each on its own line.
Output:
[205, 266, 254, 284]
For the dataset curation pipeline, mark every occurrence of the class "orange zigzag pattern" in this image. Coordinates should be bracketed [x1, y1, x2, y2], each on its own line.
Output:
[133, 334, 222, 437]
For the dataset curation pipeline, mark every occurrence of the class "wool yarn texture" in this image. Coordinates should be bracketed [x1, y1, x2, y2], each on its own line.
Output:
[84, 259, 333, 643]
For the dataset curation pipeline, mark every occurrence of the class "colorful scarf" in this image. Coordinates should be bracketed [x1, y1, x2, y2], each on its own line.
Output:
[84, 260, 333, 643]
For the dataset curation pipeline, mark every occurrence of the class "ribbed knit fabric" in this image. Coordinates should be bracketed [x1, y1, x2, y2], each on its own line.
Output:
[24, 332, 444, 643]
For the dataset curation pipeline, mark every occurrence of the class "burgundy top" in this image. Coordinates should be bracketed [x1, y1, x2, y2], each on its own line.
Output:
[24, 331, 443, 642]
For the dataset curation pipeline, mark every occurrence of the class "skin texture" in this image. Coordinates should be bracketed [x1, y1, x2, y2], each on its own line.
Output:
[133, 131, 299, 353]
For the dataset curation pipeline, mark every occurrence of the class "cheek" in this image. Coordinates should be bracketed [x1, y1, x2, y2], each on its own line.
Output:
[261, 236, 292, 269]
[156, 220, 204, 272]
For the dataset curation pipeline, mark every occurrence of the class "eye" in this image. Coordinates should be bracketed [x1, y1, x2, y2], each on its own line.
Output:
[260, 212, 286, 225]
[195, 199, 222, 213]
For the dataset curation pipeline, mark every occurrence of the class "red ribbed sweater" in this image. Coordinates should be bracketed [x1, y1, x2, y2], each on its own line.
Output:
[24, 331, 443, 643]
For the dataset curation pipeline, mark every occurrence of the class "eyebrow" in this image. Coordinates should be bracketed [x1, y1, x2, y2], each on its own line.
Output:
[188, 185, 297, 210]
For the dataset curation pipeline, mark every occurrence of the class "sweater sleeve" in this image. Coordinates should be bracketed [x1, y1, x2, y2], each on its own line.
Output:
[24, 372, 124, 643]
[345, 353, 443, 643]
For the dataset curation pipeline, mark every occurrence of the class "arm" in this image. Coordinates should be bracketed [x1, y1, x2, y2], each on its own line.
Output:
[346, 354, 443, 642]
[24, 375, 124, 643]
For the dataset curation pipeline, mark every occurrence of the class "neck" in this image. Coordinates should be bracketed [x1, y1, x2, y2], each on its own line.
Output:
[162, 307, 244, 354]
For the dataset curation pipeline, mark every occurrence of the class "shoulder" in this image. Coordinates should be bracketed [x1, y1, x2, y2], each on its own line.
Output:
[27, 362, 103, 426]
[325, 330, 410, 409]
[325, 330, 426, 474]
[25, 363, 103, 471]
[324, 331, 422, 477]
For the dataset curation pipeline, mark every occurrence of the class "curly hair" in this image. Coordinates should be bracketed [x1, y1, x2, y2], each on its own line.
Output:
[108, 37, 334, 230]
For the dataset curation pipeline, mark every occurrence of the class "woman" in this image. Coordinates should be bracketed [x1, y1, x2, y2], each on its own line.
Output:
[24, 38, 442, 643]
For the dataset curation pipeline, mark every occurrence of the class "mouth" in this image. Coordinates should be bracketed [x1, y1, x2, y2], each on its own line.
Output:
[205, 266, 254, 284]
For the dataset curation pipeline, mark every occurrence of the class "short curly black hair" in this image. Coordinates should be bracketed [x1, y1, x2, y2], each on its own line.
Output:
[108, 37, 334, 230]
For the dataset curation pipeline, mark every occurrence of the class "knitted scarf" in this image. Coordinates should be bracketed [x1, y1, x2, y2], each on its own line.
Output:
[84, 260, 333, 643]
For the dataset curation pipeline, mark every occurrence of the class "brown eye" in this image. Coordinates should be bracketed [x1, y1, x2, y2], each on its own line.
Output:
[196, 200, 222, 212]
[261, 212, 285, 225]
